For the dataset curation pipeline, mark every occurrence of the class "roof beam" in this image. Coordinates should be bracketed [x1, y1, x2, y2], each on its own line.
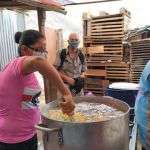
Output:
[64, 0, 122, 6]
[0, 0, 66, 14]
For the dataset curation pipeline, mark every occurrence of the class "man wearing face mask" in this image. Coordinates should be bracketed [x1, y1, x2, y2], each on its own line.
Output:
[54, 33, 86, 96]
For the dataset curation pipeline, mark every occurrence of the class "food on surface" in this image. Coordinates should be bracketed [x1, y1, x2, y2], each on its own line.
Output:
[48, 102, 124, 123]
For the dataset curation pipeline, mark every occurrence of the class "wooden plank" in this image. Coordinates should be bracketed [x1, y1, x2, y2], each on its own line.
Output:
[107, 68, 129, 71]
[91, 32, 123, 35]
[88, 54, 122, 57]
[107, 76, 129, 79]
[131, 77, 140, 80]
[92, 13, 123, 20]
[131, 70, 143, 74]
[131, 73, 141, 76]
[85, 78, 109, 85]
[107, 71, 128, 73]
[131, 69, 143, 71]
[132, 44, 150, 47]
[131, 56, 149, 59]
[130, 69, 144, 72]
[131, 70, 143, 72]
[84, 36, 123, 43]
[91, 22, 123, 26]
[87, 55, 122, 58]
[101, 51, 122, 54]
[131, 46, 150, 49]
[88, 49, 123, 53]
[131, 38, 150, 43]
[131, 56, 150, 59]
[104, 50, 122, 53]
[91, 28, 123, 32]
[84, 87, 104, 90]
[131, 72, 142, 75]
[131, 67, 145, 69]
[85, 69, 107, 77]
[131, 59, 149, 62]
[87, 57, 122, 61]
[86, 46, 104, 54]
[131, 50, 150, 54]
[130, 68, 145, 70]
[94, 44, 123, 47]
[87, 62, 115, 67]
[131, 64, 145, 67]
[90, 41, 123, 44]
[131, 54, 150, 57]
[86, 62, 129, 67]
[90, 38, 123, 42]
[131, 65, 145, 67]
[90, 35, 123, 38]
[91, 24, 123, 29]
[91, 17, 124, 23]
[131, 75, 141, 78]
[105, 45, 123, 48]
[84, 84, 106, 88]
[131, 72, 142, 74]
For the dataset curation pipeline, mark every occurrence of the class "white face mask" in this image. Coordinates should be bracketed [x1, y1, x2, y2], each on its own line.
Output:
[32, 51, 48, 58]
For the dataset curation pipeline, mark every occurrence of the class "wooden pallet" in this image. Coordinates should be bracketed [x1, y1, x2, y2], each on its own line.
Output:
[86, 63, 129, 81]
[84, 78, 109, 96]
[85, 13, 129, 40]
[83, 12, 130, 84]
[130, 39, 150, 83]
[85, 41, 123, 61]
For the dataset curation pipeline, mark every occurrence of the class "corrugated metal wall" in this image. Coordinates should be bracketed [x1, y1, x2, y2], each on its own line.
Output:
[0, 10, 25, 70]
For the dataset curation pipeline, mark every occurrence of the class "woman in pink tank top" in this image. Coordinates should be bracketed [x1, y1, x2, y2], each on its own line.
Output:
[0, 30, 74, 150]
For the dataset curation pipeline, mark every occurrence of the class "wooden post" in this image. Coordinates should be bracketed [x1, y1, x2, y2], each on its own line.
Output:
[37, 8, 57, 103]
[37, 8, 46, 35]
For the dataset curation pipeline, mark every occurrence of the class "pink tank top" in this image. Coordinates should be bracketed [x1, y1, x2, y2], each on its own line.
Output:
[0, 57, 41, 143]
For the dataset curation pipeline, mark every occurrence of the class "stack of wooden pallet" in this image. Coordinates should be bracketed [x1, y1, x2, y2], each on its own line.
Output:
[130, 39, 150, 83]
[84, 12, 130, 62]
[83, 11, 130, 95]
[84, 69, 109, 96]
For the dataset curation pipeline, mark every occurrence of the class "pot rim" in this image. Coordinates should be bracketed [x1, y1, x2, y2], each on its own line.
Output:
[40, 96, 130, 125]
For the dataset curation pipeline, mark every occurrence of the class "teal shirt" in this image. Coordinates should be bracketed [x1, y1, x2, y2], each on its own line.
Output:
[135, 61, 150, 148]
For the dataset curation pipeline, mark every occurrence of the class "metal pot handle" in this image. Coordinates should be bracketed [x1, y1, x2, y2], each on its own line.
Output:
[35, 124, 64, 145]
[35, 123, 60, 133]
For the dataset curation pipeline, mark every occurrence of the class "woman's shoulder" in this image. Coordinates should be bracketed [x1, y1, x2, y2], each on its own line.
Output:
[2, 56, 28, 74]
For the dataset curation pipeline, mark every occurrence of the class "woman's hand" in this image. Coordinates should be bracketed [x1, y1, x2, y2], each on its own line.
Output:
[60, 94, 75, 116]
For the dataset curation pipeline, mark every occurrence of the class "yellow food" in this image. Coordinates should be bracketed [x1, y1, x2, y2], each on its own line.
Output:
[49, 110, 88, 122]
[48, 103, 124, 123]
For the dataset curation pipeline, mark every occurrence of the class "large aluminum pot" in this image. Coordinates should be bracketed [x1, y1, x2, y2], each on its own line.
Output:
[36, 96, 130, 150]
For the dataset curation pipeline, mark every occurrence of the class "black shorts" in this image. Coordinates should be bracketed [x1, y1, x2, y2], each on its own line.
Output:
[0, 134, 37, 150]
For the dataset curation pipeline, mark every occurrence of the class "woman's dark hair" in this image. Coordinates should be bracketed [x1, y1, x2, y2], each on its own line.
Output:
[14, 30, 44, 56]
[14, 31, 22, 44]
